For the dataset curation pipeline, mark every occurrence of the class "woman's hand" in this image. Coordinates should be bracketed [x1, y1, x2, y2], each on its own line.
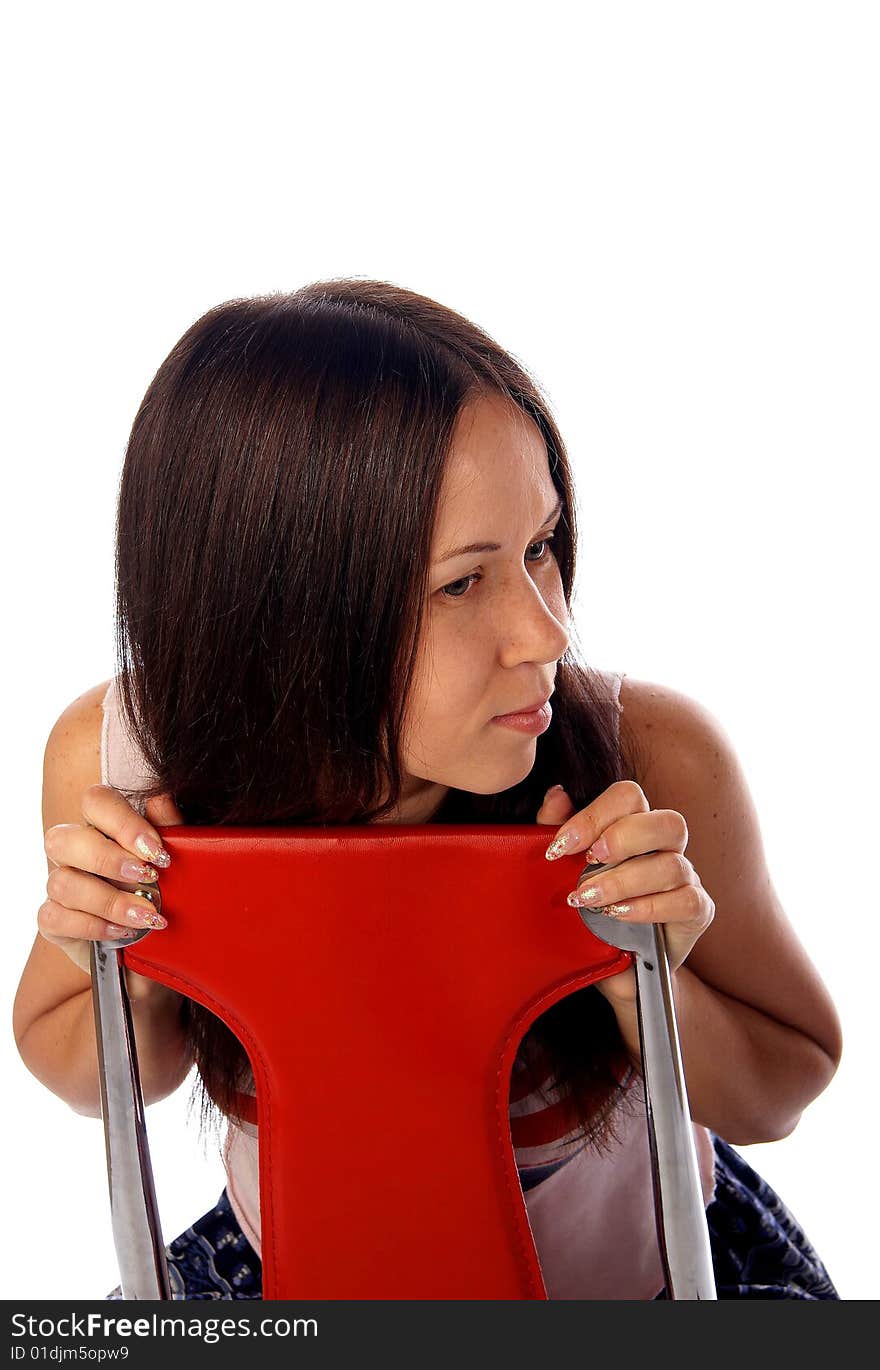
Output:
[41, 784, 184, 1000]
[536, 779, 715, 1006]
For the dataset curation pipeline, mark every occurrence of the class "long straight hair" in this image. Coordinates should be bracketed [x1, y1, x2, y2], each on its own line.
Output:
[113, 279, 648, 1151]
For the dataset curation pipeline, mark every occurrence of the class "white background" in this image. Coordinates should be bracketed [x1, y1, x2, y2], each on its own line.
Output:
[3, 1, 877, 1300]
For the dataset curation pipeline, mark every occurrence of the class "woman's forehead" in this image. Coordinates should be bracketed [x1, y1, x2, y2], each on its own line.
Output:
[438, 397, 555, 525]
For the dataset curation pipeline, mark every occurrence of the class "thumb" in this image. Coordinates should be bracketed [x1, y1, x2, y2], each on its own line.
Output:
[536, 784, 577, 825]
[144, 790, 186, 828]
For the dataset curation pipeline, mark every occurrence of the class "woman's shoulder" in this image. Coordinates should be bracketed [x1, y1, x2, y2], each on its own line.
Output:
[43, 679, 114, 774]
[616, 673, 722, 738]
[42, 679, 115, 843]
[615, 673, 738, 806]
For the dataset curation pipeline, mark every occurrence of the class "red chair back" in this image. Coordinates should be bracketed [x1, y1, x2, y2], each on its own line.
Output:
[123, 824, 631, 1299]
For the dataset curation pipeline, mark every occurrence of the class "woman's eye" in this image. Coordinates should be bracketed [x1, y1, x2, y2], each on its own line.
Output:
[439, 535, 556, 601]
[527, 535, 555, 563]
[440, 573, 480, 600]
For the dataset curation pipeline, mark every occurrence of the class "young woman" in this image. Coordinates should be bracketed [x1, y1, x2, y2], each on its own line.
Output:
[13, 279, 842, 1299]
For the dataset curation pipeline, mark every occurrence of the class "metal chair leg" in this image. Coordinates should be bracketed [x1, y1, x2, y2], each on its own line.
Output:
[90, 903, 171, 1300]
[577, 887, 717, 1300]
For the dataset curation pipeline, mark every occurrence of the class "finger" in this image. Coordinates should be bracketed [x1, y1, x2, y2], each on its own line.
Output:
[536, 784, 577, 825]
[44, 818, 161, 886]
[544, 779, 651, 862]
[45, 866, 167, 931]
[574, 808, 689, 870]
[38, 897, 148, 945]
[83, 783, 173, 865]
[144, 791, 185, 827]
[80, 783, 171, 866]
[45, 823, 163, 889]
[564, 850, 696, 910]
[568, 883, 713, 940]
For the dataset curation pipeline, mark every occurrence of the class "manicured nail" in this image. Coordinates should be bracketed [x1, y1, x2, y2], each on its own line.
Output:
[566, 885, 604, 907]
[601, 903, 632, 919]
[585, 836, 610, 864]
[545, 830, 580, 861]
[121, 860, 157, 882]
[125, 903, 167, 930]
[135, 835, 171, 867]
[106, 925, 139, 938]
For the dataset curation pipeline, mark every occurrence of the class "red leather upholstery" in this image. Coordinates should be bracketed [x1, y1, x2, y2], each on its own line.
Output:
[122, 824, 631, 1299]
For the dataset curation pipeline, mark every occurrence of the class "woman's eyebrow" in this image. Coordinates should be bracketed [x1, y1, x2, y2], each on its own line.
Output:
[435, 494, 563, 563]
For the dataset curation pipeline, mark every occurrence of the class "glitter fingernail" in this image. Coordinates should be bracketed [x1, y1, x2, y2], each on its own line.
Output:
[125, 904, 167, 930]
[121, 860, 157, 882]
[566, 885, 604, 907]
[585, 836, 610, 864]
[545, 830, 580, 861]
[135, 835, 171, 867]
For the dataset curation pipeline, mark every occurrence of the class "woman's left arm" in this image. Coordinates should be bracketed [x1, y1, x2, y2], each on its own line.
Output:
[539, 678, 843, 1145]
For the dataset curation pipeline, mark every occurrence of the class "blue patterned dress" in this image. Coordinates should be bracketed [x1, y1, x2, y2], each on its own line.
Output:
[105, 1134, 837, 1300]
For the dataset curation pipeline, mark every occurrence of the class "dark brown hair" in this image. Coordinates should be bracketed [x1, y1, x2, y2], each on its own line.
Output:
[113, 278, 648, 1153]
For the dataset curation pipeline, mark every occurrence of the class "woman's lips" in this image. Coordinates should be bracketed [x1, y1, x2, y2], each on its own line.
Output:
[490, 701, 553, 734]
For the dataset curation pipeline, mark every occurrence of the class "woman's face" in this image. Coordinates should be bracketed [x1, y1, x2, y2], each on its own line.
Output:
[389, 391, 570, 822]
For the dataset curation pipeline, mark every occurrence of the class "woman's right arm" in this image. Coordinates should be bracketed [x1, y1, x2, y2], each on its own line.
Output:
[12, 682, 194, 1118]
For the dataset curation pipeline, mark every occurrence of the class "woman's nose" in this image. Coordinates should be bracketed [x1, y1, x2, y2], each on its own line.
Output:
[497, 577, 569, 666]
